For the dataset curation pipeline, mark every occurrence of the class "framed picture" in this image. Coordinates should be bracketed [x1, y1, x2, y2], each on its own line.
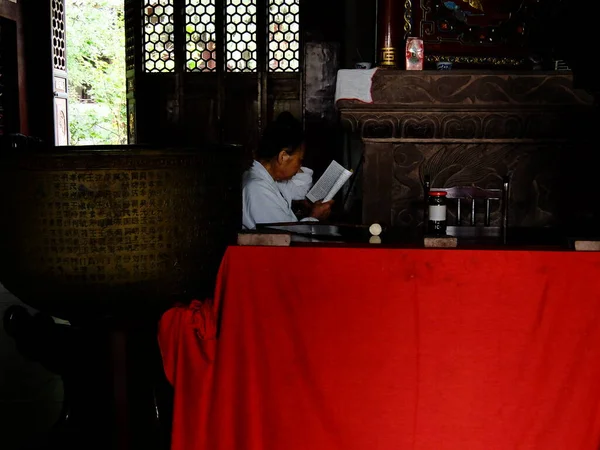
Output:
[404, 0, 564, 68]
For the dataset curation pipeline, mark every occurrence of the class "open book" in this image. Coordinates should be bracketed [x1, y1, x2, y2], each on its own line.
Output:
[306, 160, 352, 203]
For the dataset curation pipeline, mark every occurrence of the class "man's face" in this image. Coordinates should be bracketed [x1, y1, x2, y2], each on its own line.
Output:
[275, 146, 305, 181]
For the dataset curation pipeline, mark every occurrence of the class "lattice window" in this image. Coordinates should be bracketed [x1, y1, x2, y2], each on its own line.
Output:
[225, 0, 257, 72]
[52, 0, 67, 71]
[138, 0, 300, 74]
[268, 0, 300, 72]
[143, 0, 175, 73]
[186, 0, 217, 72]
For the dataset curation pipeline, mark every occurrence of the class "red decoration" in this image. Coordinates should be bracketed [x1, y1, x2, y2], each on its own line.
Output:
[406, 37, 424, 70]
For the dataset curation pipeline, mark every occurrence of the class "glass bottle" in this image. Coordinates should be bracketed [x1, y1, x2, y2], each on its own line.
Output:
[428, 191, 447, 235]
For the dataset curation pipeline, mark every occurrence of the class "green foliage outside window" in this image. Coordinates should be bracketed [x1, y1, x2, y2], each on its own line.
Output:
[66, 0, 127, 145]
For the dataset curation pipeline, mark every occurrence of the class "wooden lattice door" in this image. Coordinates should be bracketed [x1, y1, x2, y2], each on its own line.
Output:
[51, 0, 68, 145]
[125, 0, 303, 153]
[21, 0, 69, 145]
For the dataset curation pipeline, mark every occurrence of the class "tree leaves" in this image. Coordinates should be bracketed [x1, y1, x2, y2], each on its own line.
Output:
[66, 0, 127, 145]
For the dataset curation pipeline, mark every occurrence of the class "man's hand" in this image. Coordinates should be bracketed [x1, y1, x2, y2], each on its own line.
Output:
[292, 199, 311, 219]
[309, 200, 334, 221]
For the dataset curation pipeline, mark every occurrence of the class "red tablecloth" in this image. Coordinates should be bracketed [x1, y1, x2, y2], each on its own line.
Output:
[159, 247, 600, 450]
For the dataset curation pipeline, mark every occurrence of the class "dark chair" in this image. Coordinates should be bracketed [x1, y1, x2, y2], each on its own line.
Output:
[424, 175, 510, 243]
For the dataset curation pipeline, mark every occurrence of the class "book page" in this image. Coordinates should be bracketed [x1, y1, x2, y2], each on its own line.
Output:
[323, 169, 352, 202]
[306, 160, 351, 203]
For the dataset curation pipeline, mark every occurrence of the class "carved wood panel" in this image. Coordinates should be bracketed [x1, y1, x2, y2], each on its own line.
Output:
[363, 141, 564, 228]
[359, 133, 596, 229]
[342, 109, 592, 141]
[53, 96, 67, 145]
[340, 71, 597, 229]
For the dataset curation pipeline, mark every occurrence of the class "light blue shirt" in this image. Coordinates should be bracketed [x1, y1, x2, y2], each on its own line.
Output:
[242, 160, 317, 229]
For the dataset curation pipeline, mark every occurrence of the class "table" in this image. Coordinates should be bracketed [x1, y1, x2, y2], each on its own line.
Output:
[255, 222, 592, 249]
[159, 246, 600, 450]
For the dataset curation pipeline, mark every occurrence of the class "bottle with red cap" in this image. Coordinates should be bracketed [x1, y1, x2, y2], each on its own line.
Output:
[428, 191, 447, 235]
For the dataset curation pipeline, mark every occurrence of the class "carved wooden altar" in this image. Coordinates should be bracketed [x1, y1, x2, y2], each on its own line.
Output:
[338, 70, 597, 228]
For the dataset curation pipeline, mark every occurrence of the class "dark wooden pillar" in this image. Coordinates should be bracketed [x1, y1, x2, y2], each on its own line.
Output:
[0, 0, 27, 136]
[21, 0, 69, 145]
[124, 0, 140, 144]
[376, 0, 399, 68]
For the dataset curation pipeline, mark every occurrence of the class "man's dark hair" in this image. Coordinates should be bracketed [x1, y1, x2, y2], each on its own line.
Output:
[256, 111, 304, 160]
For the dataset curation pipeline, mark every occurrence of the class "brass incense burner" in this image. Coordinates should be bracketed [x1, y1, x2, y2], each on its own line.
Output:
[0, 141, 243, 449]
[0, 143, 242, 318]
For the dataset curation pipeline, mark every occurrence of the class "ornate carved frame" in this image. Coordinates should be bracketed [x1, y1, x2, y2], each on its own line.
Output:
[402, 0, 563, 67]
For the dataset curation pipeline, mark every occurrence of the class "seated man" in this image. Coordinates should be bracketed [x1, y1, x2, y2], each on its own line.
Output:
[242, 112, 333, 229]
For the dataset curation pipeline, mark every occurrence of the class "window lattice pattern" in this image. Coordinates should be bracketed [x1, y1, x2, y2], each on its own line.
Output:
[186, 0, 217, 72]
[143, 0, 175, 73]
[52, 0, 66, 70]
[268, 0, 299, 72]
[225, 0, 257, 72]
